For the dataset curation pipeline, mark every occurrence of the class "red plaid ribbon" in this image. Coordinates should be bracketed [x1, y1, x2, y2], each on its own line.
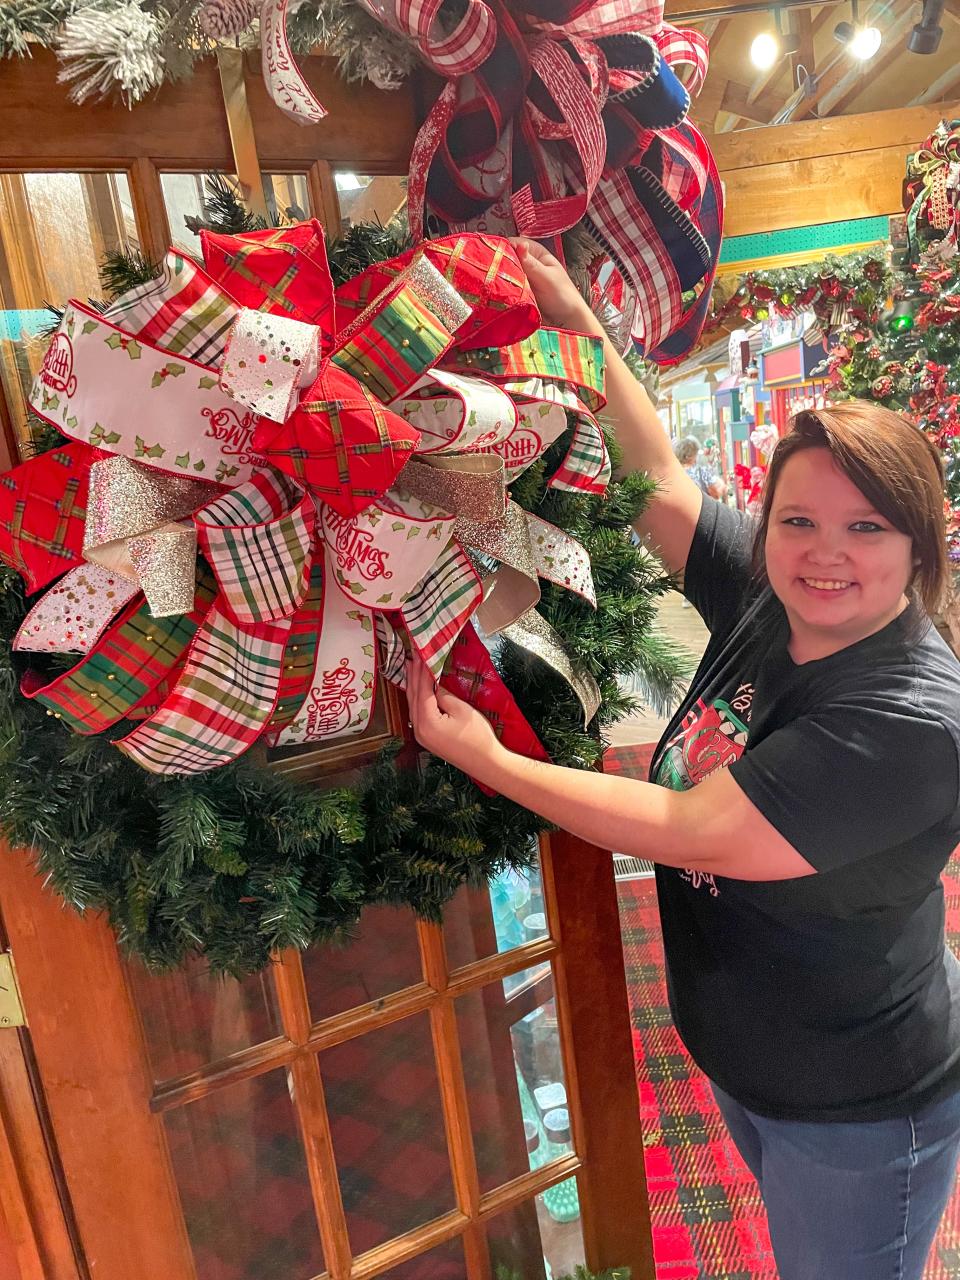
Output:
[358, 0, 497, 72]
[440, 621, 549, 795]
[391, 0, 722, 362]
[0, 443, 102, 593]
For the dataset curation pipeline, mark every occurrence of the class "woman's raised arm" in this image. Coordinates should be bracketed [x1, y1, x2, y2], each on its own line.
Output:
[515, 239, 703, 577]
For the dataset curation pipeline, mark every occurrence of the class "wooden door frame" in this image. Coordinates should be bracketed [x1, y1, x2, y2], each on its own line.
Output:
[0, 50, 653, 1280]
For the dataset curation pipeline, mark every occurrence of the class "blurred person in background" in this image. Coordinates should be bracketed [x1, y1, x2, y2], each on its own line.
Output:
[675, 435, 727, 501]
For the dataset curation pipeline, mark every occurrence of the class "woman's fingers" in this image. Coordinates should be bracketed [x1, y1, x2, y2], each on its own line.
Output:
[407, 656, 441, 728]
[511, 236, 560, 269]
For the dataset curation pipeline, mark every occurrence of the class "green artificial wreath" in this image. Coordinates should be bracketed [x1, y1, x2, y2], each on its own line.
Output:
[0, 221, 689, 978]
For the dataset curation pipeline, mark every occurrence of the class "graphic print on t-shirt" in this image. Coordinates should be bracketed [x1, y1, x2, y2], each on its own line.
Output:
[653, 685, 753, 895]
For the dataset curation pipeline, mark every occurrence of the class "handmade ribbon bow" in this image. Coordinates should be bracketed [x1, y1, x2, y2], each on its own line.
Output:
[256, 0, 722, 363]
[366, 0, 723, 364]
[10, 223, 609, 775]
[906, 119, 960, 263]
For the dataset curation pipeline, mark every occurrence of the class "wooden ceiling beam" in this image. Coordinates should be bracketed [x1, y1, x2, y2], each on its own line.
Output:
[690, 70, 729, 133]
[910, 64, 960, 103]
[788, 8, 816, 88]
[720, 78, 787, 121]
[664, 0, 823, 22]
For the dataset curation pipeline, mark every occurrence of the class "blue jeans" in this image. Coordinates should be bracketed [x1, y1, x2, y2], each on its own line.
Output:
[711, 1081, 960, 1280]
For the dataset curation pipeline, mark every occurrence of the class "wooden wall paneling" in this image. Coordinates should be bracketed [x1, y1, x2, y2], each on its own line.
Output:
[711, 100, 960, 171]
[712, 101, 960, 237]
[541, 832, 653, 1279]
[0, 51, 416, 170]
[722, 144, 909, 236]
[0, 845, 197, 1280]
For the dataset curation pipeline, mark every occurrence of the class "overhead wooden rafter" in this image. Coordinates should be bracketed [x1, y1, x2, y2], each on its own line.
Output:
[712, 99, 960, 236]
[664, 0, 824, 19]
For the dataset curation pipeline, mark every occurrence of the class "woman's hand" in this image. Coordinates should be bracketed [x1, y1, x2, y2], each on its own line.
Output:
[406, 656, 504, 778]
[512, 238, 602, 335]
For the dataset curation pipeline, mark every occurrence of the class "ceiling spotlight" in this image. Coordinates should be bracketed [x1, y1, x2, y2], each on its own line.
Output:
[849, 24, 882, 56]
[834, 0, 883, 58]
[750, 30, 779, 68]
[908, 0, 944, 52]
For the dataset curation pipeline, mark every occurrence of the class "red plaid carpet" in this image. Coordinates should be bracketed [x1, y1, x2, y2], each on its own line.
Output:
[608, 742, 960, 1280]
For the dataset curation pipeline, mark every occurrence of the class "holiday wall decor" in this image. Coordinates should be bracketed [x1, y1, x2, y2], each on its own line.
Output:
[2, 0, 723, 366]
[706, 247, 892, 339]
[0, 220, 688, 976]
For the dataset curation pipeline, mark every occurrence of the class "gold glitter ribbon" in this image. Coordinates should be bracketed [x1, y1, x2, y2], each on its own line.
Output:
[398, 454, 507, 522]
[501, 608, 601, 726]
[398, 452, 597, 638]
[83, 456, 207, 617]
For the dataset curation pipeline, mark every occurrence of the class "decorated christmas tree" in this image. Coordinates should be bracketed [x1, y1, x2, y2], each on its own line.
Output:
[823, 255, 960, 563]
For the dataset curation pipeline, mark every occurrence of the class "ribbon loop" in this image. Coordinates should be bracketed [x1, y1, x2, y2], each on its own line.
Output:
[195, 470, 316, 625]
[220, 308, 320, 422]
[84, 456, 209, 617]
[393, 0, 722, 361]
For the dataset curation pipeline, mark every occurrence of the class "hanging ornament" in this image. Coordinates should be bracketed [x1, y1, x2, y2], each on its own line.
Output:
[198, 0, 260, 38]
[779, 289, 796, 306]
[756, 305, 769, 320]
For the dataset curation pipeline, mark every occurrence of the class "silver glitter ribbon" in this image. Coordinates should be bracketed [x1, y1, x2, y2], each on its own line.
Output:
[84, 456, 207, 617]
[501, 608, 602, 726]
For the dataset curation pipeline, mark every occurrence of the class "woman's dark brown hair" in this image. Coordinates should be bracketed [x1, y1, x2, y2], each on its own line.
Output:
[752, 401, 948, 615]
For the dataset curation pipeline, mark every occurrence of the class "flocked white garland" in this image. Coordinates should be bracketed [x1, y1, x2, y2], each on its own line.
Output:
[1, 0, 417, 104]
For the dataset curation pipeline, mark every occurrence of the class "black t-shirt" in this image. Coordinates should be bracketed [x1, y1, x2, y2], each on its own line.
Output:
[650, 497, 960, 1122]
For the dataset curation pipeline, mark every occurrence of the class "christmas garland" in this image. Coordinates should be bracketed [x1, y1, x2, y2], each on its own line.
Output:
[0, 224, 688, 979]
[707, 247, 892, 337]
[0, 1, 415, 102]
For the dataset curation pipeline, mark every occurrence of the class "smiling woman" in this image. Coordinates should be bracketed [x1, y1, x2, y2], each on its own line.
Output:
[755, 404, 948, 661]
[409, 240, 960, 1280]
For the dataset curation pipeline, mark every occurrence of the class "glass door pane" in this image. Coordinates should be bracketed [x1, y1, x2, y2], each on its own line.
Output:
[333, 173, 406, 234]
[0, 171, 138, 452]
[159, 172, 312, 255]
[162, 1067, 327, 1280]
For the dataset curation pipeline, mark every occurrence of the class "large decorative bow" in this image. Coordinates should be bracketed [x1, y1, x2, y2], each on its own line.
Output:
[9, 223, 609, 776]
[258, 0, 723, 365]
[905, 119, 960, 263]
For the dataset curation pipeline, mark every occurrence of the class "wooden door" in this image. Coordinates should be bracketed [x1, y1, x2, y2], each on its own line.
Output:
[0, 51, 652, 1280]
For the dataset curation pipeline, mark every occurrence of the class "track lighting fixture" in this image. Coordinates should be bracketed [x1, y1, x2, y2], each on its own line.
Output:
[834, 0, 882, 59]
[750, 9, 800, 70]
[908, 0, 944, 52]
[750, 29, 779, 67]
